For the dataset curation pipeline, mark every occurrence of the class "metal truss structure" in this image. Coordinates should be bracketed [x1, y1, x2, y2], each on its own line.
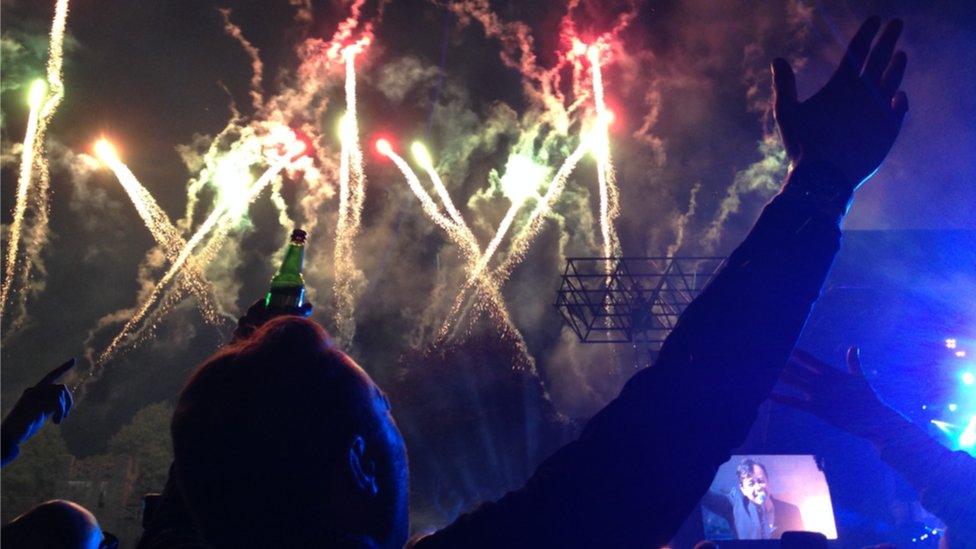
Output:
[554, 257, 725, 347]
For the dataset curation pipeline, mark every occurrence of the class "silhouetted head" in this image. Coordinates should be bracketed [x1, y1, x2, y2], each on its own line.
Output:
[172, 316, 408, 548]
[0, 500, 106, 548]
[736, 459, 770, 506]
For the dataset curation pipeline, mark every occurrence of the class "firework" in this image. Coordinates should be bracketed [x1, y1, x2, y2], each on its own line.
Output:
[95, 150, 300, 367]
[383, 141, 529, 348]
[94, 140, 223, 323]
[440, 135, 593, 336]
[0, 81, 46, 319]
[1, 0, 71, 326]
[587, 43, 621, 268]
[378, 140, 457, 233]
[333, 47, 369, 343]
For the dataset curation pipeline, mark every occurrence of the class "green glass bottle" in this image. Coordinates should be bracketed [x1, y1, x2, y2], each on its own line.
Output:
[265, 229, 307, 310]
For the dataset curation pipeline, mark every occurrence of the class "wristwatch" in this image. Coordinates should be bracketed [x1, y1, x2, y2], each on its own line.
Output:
[782, 160, 855, 219]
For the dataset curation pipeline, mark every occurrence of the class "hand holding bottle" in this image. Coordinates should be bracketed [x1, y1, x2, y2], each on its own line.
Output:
[232, 228, 313, 341]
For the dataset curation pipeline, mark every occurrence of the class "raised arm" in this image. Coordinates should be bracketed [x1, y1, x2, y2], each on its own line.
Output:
[2, 359, 76, 467]
[773, 348, 976, 542]
[417, 17, 909, 548]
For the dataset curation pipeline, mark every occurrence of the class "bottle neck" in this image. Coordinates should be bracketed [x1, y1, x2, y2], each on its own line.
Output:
[271, 243, 305, 286]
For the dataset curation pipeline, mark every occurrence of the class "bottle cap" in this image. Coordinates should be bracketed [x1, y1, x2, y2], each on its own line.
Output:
[290, 229, 307, 244]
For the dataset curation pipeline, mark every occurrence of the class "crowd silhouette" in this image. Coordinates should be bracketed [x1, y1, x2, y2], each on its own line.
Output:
[3, 16, 974, 549]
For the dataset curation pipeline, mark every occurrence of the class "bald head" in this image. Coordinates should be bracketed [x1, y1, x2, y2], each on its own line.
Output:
[172, 316, 408, 548]
[1, 500, 104, 549]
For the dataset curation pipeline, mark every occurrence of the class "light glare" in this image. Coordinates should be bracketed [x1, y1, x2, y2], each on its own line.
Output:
[94, 139, 118, 162]
[28, 79, 47, 109]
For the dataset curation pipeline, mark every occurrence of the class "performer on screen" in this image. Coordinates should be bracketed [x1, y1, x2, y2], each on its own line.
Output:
[702, 458, 804, 540]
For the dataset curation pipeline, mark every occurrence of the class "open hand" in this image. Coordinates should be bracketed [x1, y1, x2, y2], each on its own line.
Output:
[1, 359, 76, 467]
[773, 17, 908, 186]
[771, 347, 903, 440]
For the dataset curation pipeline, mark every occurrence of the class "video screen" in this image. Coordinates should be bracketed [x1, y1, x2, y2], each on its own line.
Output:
[699, 454, 837, 541]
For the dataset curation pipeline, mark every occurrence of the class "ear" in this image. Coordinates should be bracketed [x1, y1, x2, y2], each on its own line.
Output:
[348, 435, 378, 497]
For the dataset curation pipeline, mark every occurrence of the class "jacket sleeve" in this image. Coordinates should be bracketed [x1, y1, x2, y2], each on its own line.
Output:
[874, 419, 976, 542]
[415, 180, 844, 548]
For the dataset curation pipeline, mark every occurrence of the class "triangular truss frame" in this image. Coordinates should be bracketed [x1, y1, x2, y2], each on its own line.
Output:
[554, 257, 725, 346]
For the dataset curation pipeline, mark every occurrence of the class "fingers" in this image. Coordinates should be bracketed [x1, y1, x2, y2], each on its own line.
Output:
[781, 363, 818, 389]
[791, 349, 832, 375]
[863, 19, 903, 85]
[880, 51, 908, 100]
[53, 386, 73, 424]
[769, 393, 817, 414]
[834, 16, 882, 82]
[891, 90, 909, 121]
[40, 358, 76, 385]
[846, 346, 864, 377]
[245, 298, 267, 316]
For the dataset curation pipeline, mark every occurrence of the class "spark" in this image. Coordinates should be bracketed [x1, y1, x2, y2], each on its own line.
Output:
[94, 139, 223, 324]
[495, 134, 594, 281]
[94, 150, 300, 367]
[471, 155, 550, 284]
[378, 142, 456, 232]
[333, 47, 369, 343]
[1, 81, 46, 319]
[76, 1, 376, 376]
[1, 0, 71, 325]
[440, 134, 593, 336]
[384, 141, 529, 351]
[411, 142, 466, 229]
[587, 42, 621, 266]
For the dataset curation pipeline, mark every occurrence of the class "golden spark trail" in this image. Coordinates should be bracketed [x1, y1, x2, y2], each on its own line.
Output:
[2, 0, 71, 322]
[378, 141, 457, 233]
[95, 140, 222, 323]
[439, 136, 592, 337]
[412, 144, 509, 303]
[95, 141, 186, 257]
[40, 0, 69, 120]
[333, 49, 369, 343]
[95, 157, 293, 366]
[412, 143, 466, 229]
[588, 45, 620, 270]
[391, 142, 525, 348]
[0, 82, 45, 318]
[497, 136, 592, 280]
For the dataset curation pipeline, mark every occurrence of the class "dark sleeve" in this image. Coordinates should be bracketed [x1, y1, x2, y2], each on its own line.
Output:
[1, 431, 20, 467]
[700, 491, 734, 523]
[136, 463, 211, 549]
[414, 178, 843, 548]
[874, 420, 976, 541]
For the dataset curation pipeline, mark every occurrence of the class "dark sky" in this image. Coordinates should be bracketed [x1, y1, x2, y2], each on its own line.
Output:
[1, 0, 974, 470]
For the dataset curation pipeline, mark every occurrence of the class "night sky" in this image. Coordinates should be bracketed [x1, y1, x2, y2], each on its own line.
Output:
[2, 0, 975, 539]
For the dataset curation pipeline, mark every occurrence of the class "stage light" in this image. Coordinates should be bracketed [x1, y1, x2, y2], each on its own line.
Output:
[946, 339, 957, 349]
[956, 350, 967, 358]
[931, 419, 954, 433]
[959, 416, 976, 448]
[963, 371, 976, 386]
[948, 403, 958, 412]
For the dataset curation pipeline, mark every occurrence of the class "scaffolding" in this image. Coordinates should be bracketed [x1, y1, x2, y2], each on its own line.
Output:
[554, 257, 725, 348]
